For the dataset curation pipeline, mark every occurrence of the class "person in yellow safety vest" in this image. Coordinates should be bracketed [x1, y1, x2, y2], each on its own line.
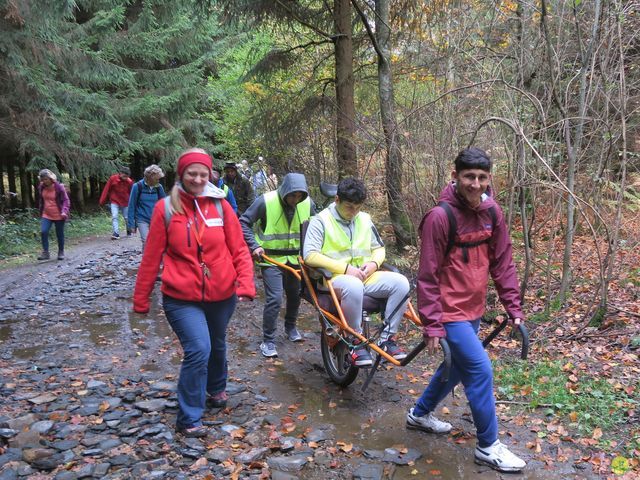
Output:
[240, 173, 316, 358]
[303, 177, 410, 367]
[212, 164, 238, 213]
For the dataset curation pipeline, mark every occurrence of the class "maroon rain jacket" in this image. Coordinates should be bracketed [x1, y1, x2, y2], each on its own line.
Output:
[417, 182, 524, 338]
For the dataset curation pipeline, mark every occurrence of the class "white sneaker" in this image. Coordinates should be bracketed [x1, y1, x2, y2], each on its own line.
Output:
[474, 439, 526, 472]
[260, 342, 278, 358]
[406, 408, 452, 434]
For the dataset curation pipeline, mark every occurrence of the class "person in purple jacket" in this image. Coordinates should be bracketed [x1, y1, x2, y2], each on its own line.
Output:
[37, 169, 70, 261]
[406, 148, 526, 473]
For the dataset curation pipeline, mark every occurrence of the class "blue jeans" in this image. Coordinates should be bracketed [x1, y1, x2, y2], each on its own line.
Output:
[413, 319, 498, 447]
[163, 294, 237, 428]
[110, 203, 128, 235]
[261, 265, 300, 342]
[41, 218, 65, 253]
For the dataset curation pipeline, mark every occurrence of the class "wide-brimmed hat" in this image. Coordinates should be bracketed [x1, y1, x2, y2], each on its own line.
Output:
[223, 161, 237, 171]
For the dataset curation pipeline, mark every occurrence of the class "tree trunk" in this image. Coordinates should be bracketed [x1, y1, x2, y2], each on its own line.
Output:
[71, 180, 85, 213]
[559, 0, 602, 301]
[375, 0, 412, 248]
[89, 176, 99, 202]
[82, 178, 90, 206]
[333, 0, 357, 178]
[18, 156, 32, 209]
[6, 156, 18, 209]
[0, 156, 5, 198]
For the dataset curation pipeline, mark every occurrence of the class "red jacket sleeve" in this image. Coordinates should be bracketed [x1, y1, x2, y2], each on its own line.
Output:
[133, 202, 167, 312]
[416, 208, 449, 338]
[99, 177, 113, 205]
[488, 205, 525, 320]
[222, 200, 256, 299]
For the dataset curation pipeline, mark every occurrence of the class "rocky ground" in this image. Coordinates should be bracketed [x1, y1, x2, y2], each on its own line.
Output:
[0, 235, 602, 479]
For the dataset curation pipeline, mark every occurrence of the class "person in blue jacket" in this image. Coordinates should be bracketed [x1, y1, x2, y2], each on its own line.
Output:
[212, 164, 238, 213]
[127, 164, 166, 248]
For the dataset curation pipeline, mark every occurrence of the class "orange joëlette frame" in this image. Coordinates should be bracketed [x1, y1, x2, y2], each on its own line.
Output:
[260, 254, 422, 367]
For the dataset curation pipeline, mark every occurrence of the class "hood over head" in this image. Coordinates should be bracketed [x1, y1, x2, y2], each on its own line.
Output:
[278, 173, 308, 202]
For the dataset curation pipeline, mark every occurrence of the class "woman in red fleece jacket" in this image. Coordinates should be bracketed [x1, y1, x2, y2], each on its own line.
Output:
[133, 148, 255, 437]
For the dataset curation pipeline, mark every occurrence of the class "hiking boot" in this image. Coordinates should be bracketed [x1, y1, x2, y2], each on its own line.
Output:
[350, 340, 373, 367]
[57, 251, 65, 260]
[474, 439, 526, 472]
[111, 232, 120, 240]
[207, 391, 228, 409]
[379, 337, 407, 360]
[285, 327, 303, 342]
[406, 407, 452, 434]
[126, 229, 132, 237]
[260, 341, 278, 358]
[176, 424, 209, 438]
[37, 251, 50, 260]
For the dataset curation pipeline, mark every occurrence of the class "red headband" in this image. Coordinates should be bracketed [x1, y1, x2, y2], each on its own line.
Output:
[177, 151, 213, 178]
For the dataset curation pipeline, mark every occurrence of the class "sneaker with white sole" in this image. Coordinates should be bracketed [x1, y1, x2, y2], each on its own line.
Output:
[285, 327, 303, 342]
[260, 341, 278, 358]
[406, 407, 452, 433]
[474, 439, 526, 472]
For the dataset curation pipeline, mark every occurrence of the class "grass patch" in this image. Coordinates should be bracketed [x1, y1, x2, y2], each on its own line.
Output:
[494, 359, 638, 436]
[0, 209, 116, 264]
[528, 295, 565, 324]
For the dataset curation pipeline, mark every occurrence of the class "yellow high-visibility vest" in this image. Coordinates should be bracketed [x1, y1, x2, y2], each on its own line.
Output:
[318, 208, 372, 267]
[256, 190, 311, 265]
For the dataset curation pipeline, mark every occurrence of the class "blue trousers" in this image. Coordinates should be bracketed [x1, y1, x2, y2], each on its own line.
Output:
[413, 319, 498, 447]
[41, 218, 65, 252]
[163, 294, 237, 428]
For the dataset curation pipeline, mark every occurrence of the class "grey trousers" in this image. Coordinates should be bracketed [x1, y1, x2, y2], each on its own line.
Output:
[331, 271, 410, 338]
[261, 265, 301, 342]
[138, 221, 150, 247]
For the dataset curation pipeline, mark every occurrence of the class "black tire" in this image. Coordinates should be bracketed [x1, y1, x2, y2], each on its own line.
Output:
[320, 327, 359, 387]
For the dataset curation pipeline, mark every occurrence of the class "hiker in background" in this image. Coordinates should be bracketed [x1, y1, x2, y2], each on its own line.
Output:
[37, 169, 70, 261]
[212, 163, 238, 213]
[252, 162, 278, 196]
[239, 160, 253, 181]
[133, 148, 255, 438]
[127, 164, 166, 248]
[223, 160, 254, 215]
[99, 166, 133, 240]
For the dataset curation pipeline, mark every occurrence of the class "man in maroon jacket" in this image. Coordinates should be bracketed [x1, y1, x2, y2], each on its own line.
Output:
[100, 166, 133, 239]
[406, 148, 526, 473]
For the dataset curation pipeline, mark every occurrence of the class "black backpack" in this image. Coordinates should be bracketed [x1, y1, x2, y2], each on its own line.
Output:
[437, 201, 497, 263]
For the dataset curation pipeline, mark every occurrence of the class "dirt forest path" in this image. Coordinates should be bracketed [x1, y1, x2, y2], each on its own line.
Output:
[0, 235, 598, 479]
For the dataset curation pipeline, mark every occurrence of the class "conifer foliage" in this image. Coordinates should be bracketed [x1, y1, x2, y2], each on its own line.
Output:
[0, 0, 219, 179]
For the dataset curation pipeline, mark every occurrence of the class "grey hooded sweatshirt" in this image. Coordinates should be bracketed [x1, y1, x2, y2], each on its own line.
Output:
[240, 173, 316, 253]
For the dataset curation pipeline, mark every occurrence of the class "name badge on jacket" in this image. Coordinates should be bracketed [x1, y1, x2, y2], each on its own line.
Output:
[205, 218, 224, 227]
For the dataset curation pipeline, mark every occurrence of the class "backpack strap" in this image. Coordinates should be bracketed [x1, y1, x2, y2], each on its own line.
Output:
[437, 201, 457, 258]
[164, 196, 172, 230]
[437, 202, 497, 263]
[163, 196, 224, 231]
[135, 180, 145, 203]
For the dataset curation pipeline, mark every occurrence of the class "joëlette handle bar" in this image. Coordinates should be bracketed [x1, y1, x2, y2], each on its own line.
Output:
[482, 319, 529, 360]
[399, 338, 452, 383]
[260, 254, 301, 280]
